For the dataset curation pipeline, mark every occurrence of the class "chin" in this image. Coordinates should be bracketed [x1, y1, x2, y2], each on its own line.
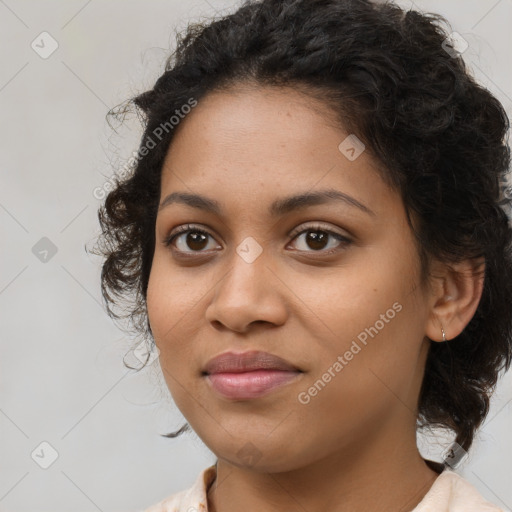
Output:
[203, 434, 308, 474]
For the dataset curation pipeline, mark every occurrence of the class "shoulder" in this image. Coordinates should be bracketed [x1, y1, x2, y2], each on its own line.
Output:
[142, 464, 217, 512]
[413, 469, 505, 512]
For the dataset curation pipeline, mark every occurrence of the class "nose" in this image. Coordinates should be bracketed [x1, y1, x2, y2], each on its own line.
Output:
[204, 241, 288, 334]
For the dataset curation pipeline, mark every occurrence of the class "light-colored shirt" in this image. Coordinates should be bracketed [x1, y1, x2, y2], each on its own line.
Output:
[143, 463, 505, 512]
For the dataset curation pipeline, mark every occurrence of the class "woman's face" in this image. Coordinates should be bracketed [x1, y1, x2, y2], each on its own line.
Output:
[147, 85, 434, 472]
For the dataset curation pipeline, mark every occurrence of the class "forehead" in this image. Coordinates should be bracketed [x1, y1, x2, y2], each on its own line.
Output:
[159, 85, 397, 219]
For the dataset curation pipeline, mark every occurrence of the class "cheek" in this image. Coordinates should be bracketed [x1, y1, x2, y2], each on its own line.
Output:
[146, 255, 199, 344]
[146, 266, 170, 344]
[289, 298, 425, 451]
[146, 259, 208, 399]
[288, 258, 413, 351]
[146, 279, 192, 409]
[289, 250, 425, 393]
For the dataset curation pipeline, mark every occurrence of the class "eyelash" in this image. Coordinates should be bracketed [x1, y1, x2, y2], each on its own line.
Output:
[162, 223, 352, 257]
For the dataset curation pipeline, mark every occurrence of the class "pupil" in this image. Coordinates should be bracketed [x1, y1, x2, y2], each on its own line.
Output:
[307, 231, 328, 250]
[188, 232, 208, 250]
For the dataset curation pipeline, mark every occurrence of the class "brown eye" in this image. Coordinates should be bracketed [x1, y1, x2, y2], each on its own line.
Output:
[181, 231, 210, 251]
[163, 225, 218, 253]
[163, 222, 352, 258]
[288, 224, 352, 255]
[303, 230, 329, 250]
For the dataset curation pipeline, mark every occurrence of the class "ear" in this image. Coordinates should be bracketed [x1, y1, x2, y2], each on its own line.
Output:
[425, 257, 485, 342]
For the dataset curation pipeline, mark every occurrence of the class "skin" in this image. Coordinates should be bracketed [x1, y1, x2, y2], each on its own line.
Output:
[146, 84, 484, 512]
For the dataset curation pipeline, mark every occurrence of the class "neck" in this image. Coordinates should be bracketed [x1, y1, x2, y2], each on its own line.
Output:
[207, 419, 440, 512]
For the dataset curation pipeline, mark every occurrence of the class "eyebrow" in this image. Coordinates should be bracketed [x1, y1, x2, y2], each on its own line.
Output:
[158, 188, 375, 217]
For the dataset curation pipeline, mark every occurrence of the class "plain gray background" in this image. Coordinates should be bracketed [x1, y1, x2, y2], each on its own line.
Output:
[1, 1, 511, 511]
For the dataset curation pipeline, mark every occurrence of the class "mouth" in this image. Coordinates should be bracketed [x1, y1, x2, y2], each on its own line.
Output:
[202, 350, 303, 400]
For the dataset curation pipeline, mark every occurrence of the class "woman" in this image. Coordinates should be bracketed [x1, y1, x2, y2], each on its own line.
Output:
[93, 0, 512, 510]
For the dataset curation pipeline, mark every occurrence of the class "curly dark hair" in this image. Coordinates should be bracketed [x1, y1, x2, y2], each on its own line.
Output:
[90, 0, 512, 458]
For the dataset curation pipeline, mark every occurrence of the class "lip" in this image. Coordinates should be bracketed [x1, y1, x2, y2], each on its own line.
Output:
[203, 350, 303, 400]
[203, 350, 301, 374]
